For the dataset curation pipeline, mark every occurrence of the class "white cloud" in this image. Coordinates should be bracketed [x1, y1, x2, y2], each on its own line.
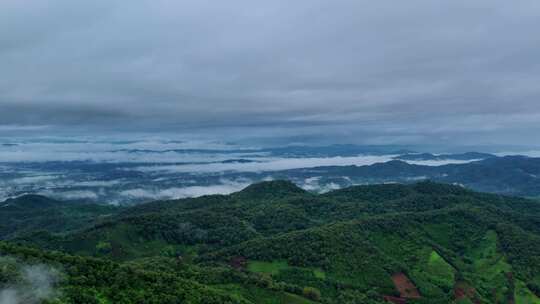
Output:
[132, 154, 484, 174]
[133, 155, 394, 173]
[300, 177, 342, 193]
[10, 175, 58, 184]
[0, 260, 59, 304]
[119, 188, 153, 199]
[74, 180, 123, 187]
[39, 190, 99, 200]
[404, 159, 482, 166]
[119, 180, 250, 201]
[0, 125, 49, 131]
[301, 176, 323, 191]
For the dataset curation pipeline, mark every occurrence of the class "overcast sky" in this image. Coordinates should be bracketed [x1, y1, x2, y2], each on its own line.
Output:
[1, 0, 540, 146]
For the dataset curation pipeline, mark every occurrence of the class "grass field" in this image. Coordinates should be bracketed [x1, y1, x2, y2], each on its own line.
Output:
[426, 250, 455, 284]
[247, 260, 290, 275]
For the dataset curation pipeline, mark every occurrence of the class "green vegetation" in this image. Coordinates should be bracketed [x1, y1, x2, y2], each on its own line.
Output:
[515, 280, 540, 304]
[426, 250, 455, 288]
[312, 268, 326, 280]
[217, 284, 316, 304]
[0, 195, 119, 240]
[247, 261, 325, 280]
[248, 261, 290, 275]
[1, 180, 540, 303]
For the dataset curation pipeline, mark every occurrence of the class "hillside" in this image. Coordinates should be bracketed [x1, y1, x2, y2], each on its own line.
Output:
[1, 181, 540, 303]
[0, 195, 120, 240]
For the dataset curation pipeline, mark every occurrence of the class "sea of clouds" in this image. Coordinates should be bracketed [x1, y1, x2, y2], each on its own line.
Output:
[0, 138, 495, 203]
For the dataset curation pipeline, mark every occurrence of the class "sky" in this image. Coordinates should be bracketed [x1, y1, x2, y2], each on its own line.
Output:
[1, 0, 540, 147]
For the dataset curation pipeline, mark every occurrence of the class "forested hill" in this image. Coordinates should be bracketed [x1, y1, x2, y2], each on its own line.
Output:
[0, 194, 119, 240]
[1, 181, 540, 303]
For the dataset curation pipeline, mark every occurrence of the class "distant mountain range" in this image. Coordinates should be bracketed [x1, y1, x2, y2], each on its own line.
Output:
[111, 144, 416, 157]
[1, 144, 539, 204]
[275, 155, 540, 198]
[393, 152, 495, 161]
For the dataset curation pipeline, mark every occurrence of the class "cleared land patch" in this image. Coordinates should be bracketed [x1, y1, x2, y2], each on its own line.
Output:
[391, 273, 421, 299]
[454, 281, 480, 304]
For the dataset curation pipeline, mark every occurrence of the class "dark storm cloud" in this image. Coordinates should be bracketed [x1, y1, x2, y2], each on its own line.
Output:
[1, 0, 540, 145]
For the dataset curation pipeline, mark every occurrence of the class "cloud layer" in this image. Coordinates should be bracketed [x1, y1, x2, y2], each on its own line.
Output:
[0, 139, 491, 204]
[1, 1, 540, 145]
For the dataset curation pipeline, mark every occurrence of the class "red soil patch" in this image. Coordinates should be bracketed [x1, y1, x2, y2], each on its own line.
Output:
[454, 282, 480, 304]
[392, 273, 421, 299]
[384, 273, 421, 303]
[229, 256, 247, 270]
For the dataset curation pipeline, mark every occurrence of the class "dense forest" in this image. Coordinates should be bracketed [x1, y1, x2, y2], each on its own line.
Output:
[1, 180, 540, 303]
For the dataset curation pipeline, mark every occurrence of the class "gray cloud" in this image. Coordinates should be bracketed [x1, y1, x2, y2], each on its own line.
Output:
[1, 0, 540, 145]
